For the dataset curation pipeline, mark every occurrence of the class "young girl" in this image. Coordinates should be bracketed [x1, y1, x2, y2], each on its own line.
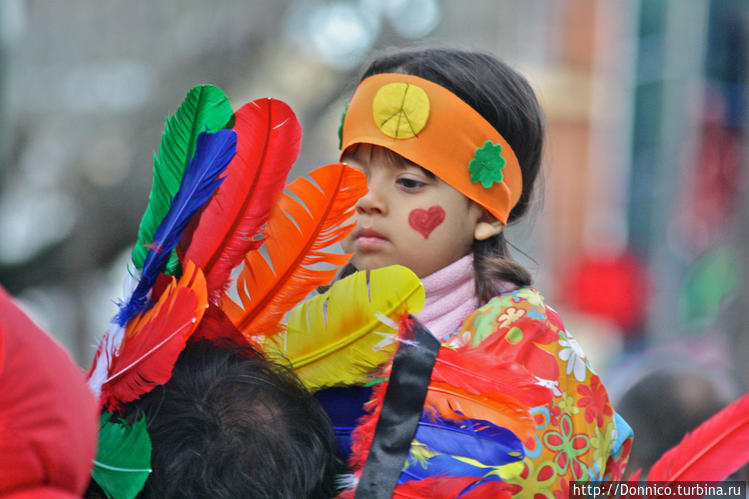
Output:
[336, 48, 633, 496]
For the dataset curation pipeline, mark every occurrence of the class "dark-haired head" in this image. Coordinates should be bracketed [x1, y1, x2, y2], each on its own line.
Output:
[110, 340, 337, 499]
[359, 48, 546, 301]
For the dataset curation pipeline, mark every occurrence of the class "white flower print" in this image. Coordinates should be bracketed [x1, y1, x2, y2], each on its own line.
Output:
[534, 376, 562, 397]
[558, 333, 590, 382]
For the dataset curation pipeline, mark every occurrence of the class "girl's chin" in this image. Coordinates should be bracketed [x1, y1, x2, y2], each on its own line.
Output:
[351, 257, 427, 278]
[351, 255, 393, 272]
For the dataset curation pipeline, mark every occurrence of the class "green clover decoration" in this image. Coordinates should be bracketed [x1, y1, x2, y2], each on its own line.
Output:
[468, 140, 506, 188]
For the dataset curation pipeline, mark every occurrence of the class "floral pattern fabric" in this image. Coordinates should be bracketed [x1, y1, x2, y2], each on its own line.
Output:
[442, 287, 633, 497]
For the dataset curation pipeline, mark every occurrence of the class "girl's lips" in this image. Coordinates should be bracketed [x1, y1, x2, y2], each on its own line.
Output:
[354, 228, 389, 250]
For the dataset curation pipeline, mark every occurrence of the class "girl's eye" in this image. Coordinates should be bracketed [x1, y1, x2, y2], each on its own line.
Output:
[397, 178, 426, 190]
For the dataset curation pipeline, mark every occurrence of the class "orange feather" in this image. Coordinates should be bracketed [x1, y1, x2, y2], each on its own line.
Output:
[101, 261, 207, 411]
[424, 382, 536, 441]
[222, 163, 366, 339]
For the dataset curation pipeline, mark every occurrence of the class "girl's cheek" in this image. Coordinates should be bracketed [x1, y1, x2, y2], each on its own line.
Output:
[408, 206, 445, 239]
[341, 230, 355, 253]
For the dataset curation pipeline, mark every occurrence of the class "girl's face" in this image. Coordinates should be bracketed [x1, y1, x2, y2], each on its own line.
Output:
[341, 144, 484, 278]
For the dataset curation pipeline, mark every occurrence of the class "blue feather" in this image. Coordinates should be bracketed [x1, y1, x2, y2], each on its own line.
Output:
[116, 129, 236, 325]
[399, 463, 431, 482]
[315, 386, 372, 460]
[413, 412, 524, 467]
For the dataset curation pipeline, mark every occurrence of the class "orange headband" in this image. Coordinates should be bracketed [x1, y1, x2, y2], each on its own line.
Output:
[340, 73, 522, 224]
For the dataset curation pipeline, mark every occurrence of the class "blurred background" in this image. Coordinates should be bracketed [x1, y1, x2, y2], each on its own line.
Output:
[0, 0, 746, 474]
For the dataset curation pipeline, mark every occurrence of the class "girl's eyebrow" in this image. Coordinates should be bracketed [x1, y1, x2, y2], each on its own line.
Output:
[399, 161, 435, 179]
[418, 166, 436, 179]
[393, 161, 436, 181]
[342, 145, 435, 179]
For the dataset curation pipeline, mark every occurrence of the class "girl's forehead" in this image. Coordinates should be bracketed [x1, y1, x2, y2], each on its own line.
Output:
[343, 144, 438, 181]
[343, 144, 414, 168]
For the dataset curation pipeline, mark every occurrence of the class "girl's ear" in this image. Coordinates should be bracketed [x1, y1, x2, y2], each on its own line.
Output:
[474, 220, 504, 240]
[473, 208, 504, 241]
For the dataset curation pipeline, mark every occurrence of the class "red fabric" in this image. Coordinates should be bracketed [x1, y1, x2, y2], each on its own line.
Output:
[2, 487, 79, 499]
[0, 286, 98, 496]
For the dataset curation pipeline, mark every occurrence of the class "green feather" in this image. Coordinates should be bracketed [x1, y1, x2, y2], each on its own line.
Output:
[92, 412, 152, 499]
[131, 84, 233, 274]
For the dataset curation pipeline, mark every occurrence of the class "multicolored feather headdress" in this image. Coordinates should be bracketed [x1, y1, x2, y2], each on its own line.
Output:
[86, 84, 367, 498]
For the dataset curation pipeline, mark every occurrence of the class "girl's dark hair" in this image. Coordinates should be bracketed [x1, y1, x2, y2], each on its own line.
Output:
[360, 48, 545, 303]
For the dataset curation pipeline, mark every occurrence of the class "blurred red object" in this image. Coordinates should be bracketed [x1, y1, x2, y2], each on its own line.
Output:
[562, 251, 650, 333]
[0, 286, 98, 498]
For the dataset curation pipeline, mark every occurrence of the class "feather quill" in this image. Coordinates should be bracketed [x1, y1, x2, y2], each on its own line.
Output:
[223, 163, 367, 338]
[263, 265, 425, 391]
[432, 346, 553, 408]
[101, 261, 207, 411]
[116, 130, 235, 325]
[182, 98, 302, 298]
[132, 85, 233, 274]
[92, 412, 152, 499]
[647, 392, 749, 484]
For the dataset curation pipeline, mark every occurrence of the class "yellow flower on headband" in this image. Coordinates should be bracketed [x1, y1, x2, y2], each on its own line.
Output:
[372, 82, 430, 139]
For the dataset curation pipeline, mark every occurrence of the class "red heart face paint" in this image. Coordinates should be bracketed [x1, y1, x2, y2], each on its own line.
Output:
[408, 206, 445, 239]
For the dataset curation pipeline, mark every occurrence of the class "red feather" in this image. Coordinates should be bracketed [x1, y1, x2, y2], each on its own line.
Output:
[101, 261, 207, 411]
[647, 392, 749, 484]
[349, 377, 389, 471]
[627, 468, 642, 481]
[431, 346, 553, 408]
[191, 302, 250, 346]
[222, 163, 366, 339]
[392, 476, 512, 499]
[181, 98, 301, 300]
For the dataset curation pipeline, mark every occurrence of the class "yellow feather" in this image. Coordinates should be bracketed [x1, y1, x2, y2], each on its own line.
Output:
[262, 265, 425, 390]
[407, 442, 524, 480]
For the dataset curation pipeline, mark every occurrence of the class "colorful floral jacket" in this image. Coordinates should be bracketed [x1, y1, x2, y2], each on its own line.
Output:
[438, 287, 633, 497]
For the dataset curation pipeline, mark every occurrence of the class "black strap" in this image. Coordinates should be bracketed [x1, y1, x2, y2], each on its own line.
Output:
[354, 316, 440, 499]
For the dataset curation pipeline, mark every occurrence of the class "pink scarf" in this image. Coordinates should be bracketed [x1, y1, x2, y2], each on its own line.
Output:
[415, 254, 479, 342]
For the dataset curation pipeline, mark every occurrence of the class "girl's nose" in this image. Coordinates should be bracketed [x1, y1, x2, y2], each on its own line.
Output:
[355, 182, 387, 215]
